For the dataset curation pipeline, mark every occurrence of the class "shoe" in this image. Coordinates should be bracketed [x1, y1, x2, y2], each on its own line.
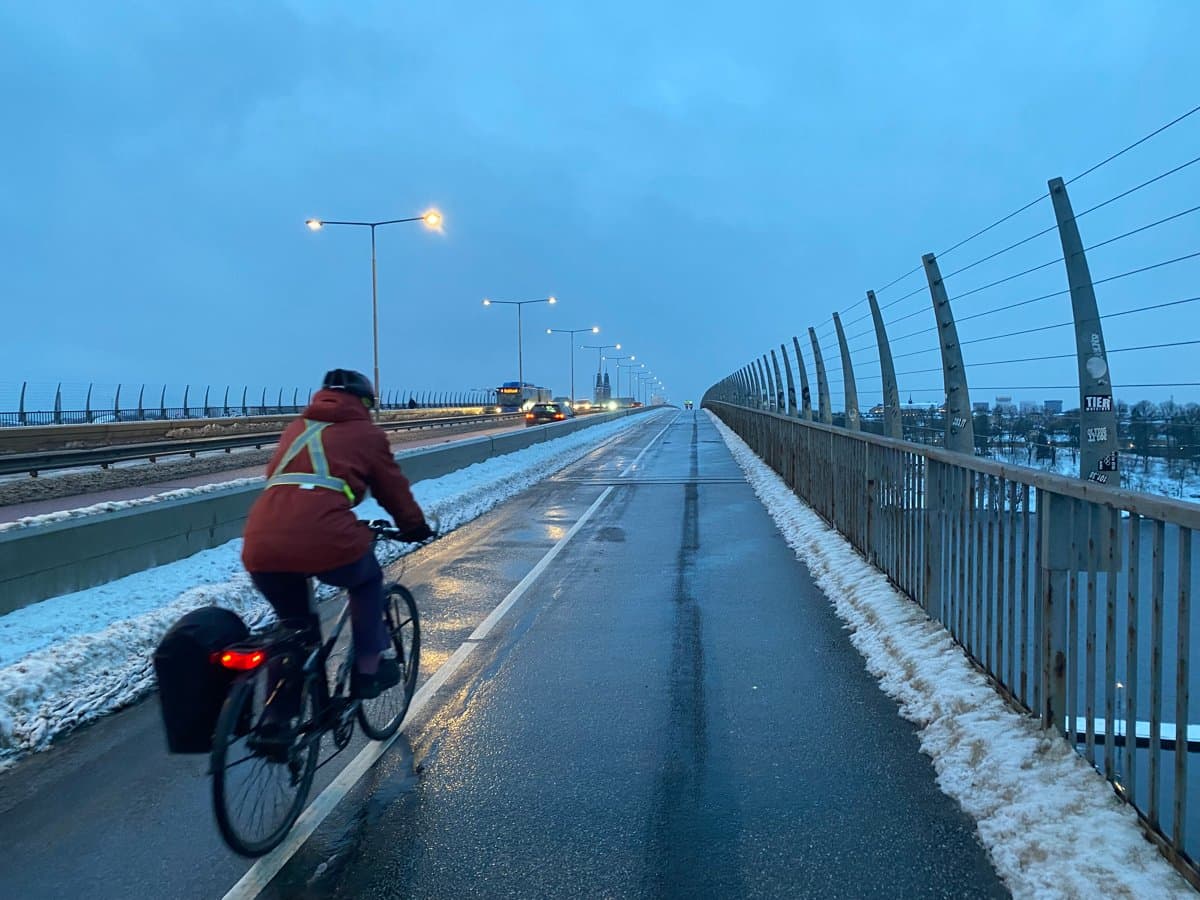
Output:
[352, 657, 402, 700]
[247, 721, 295, 763]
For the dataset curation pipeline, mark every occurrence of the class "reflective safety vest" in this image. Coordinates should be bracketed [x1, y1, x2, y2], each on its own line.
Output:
[265, 419, 356, 503]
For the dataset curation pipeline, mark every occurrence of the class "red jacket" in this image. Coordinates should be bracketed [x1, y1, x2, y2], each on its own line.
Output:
[242, 389, 426, 573]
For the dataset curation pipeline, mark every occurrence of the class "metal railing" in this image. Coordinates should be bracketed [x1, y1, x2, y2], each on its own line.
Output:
[0, 412, 521, 477]
[707, 400, 1199, 882]
[0, 383, 499, 427]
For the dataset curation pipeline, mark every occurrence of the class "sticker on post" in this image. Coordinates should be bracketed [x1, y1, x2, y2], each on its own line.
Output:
[1085, 395, 1113, 412]
[1098, 452, 1118, 472]
[1087, 426, 1109, 443]
[1087, 471, 1110, 485]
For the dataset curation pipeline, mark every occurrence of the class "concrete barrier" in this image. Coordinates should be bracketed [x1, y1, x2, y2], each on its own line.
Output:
[0, 409, 650, 614]
[0, 407, 494, 453]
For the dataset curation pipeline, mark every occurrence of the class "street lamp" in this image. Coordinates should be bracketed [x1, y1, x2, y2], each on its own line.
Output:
[547, 325, 599, 403]
[482, 296, 557, 392]
[652, 379, 666, 406]
[581, 342, 622, 402]
[304, 209, 443, 414]
[614, 360, 643, 400]
[637, 371, 655, 405]
[581, 342, 621, 376]
[604, 357, 633, 400]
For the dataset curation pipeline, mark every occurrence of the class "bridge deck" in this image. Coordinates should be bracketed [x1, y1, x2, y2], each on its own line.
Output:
[0, 411, 1007, 898]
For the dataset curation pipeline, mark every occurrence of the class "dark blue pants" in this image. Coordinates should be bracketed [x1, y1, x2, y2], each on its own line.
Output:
[250, 551, 389, 671]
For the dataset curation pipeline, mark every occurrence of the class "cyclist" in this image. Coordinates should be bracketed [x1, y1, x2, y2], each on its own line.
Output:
[242, 369, 434, 706]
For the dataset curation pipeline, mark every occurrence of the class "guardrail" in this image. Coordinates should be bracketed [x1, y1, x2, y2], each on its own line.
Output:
[0, 408, 651, 614]
[0, 383, 498, 427]
[706, 400, 1199, 885]
[0, 413, 521, 476]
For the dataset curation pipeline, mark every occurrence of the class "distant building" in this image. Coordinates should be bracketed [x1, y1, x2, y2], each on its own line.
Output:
[972, 402, 990, 413]
[994, 395, 1017, 415]
[1020, 400, 1041, 415]
[1044, 399, 1064, 414]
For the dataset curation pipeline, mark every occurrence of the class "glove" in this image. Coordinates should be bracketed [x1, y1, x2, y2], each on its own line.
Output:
[400, 521, 435, 543]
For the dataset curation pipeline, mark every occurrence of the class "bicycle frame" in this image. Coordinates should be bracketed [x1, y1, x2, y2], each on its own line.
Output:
[212, 523, 427, 857]
[302, 594, 356, 711]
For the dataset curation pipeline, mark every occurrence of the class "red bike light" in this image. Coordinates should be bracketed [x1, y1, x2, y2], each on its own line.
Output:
[216, 649, 266, 671]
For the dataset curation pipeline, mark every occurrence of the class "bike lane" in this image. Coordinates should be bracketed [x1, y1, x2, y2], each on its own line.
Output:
[0, 412, 672, 900]
[262, 411, 1008, 899]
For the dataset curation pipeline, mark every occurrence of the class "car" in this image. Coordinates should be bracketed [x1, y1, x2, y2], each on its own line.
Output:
[525, 402, 572, 426]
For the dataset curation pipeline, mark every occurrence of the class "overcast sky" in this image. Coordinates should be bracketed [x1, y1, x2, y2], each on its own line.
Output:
[2, 1, 1198, 411]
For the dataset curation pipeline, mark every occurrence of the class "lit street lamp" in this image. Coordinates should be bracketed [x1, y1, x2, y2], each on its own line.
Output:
[304, 210, 442, 414]
[651, 378, 663, 405]
[581, 342, 621, 377]
[547, 325, 599, 403]
[637, 371, 656, 405]
[583, 340, 624, 400]
[482, 296, 557, 392]
[610, 357, 639, 399]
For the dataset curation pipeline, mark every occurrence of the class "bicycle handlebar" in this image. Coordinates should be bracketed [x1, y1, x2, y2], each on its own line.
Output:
[363, 519, 439, 544]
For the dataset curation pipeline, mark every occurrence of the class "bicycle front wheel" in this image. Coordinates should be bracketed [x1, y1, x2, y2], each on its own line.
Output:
[211, 669, 319, 857]
[358, 584, 421, 740]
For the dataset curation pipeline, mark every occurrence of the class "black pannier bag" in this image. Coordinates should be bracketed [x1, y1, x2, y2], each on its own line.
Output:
[154, 606, 249, 753]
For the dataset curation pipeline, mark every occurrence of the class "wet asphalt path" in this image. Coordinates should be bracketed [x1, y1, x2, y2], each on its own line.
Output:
[265, 411, 1007, 899]
[0, 410, 1008, 898]
[0, 412, 670, 899]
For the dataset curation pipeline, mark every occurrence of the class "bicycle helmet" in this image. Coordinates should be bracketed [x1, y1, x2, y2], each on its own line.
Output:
[322, 368, 376, 408]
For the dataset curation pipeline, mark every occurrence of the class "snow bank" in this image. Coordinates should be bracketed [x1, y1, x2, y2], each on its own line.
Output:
[707, 411, 1193, 899]
[0, 478, 263, 533]
[0, 412, 664, 764]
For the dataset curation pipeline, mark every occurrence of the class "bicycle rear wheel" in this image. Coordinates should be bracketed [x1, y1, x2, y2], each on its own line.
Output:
[211, 668, 319, 857]
[358, 584, 421, 740]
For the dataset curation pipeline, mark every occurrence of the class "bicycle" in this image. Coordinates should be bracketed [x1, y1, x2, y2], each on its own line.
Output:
[210, 520, 429, 857]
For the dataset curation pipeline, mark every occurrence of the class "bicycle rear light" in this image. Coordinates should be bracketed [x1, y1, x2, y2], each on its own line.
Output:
[215, 649, 266, 671]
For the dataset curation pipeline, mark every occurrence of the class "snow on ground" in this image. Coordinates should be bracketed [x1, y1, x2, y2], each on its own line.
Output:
[708, 411, 1195, 900]
[0, 477, 263, 533]
[0, 411, 664, 765]
[991, 444, 1200, 502]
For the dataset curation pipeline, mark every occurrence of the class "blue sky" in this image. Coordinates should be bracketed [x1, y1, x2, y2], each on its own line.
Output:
[2, 1, 1198, 411]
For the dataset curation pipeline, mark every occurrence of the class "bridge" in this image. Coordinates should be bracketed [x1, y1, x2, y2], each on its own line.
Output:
[3, 103, 1200, 900]
[0, 402, 1194, 898]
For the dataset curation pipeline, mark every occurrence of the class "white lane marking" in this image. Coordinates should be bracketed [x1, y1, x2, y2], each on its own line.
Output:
[223, 410, 674, 899]
[223, 641, 479, 899]
[469, 414, 676, 643]
[469, 486, 613, 641]
[620, 413, 677, 478]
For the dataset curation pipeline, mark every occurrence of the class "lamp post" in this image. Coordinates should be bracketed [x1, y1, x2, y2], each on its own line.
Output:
[604, 357, 633, 400]
[638, 372, 655, 405]
[482, 296, 557, 392]
[547, 326, 599, 403]
[651, 379, 665, 405]
[582, 343, 621, 377]
[304, 210, 442, 414]
[582, 342, 621, 401]
[614, 360, 643, 400]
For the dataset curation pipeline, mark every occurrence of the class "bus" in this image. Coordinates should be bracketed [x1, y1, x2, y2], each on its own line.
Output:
[494, 382, 551, 412]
